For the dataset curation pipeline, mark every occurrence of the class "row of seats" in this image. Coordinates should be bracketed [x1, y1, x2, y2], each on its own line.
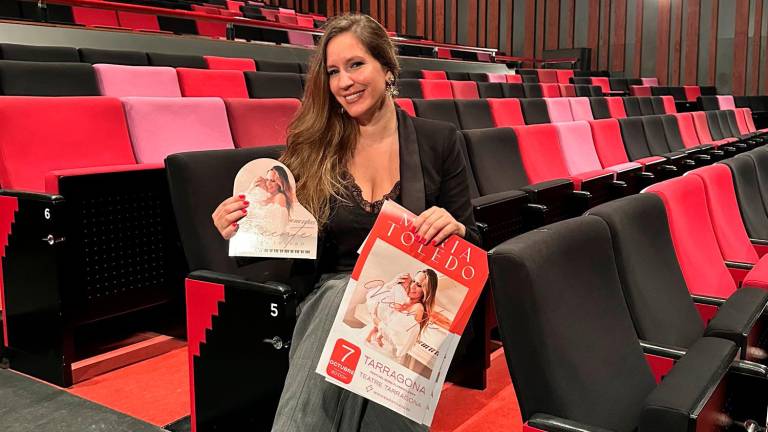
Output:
[398, 79, 604, 99]
[636, 84, 717, 101]
[399, 69, 524, 83]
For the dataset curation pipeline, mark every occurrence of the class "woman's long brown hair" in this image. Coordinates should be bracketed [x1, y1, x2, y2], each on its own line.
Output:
[280, 13, 400, 226]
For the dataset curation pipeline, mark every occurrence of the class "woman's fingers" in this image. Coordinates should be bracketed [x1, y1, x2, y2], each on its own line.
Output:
[212, 195, 249, 237]
[220, 221, 239, 240]
[411, 206, 464, 245]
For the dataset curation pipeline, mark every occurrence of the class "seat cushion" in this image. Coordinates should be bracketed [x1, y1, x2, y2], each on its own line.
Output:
[742, 255, 768, 290]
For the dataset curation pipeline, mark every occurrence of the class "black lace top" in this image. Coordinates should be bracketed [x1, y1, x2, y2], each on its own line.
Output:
[318, 172, 401, 274]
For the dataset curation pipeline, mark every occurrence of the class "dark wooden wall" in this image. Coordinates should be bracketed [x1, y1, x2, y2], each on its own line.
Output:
[293, 0, 766, 95]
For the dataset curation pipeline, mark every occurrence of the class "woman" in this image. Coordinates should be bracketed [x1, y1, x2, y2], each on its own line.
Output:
[239, 166, 294, 234]
[212, 13, 479, 431]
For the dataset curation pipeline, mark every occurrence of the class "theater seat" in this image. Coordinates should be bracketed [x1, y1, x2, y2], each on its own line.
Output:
[569, 97, 594, 121]
[72, 6, 119, 27]
[78, 48, 149, 66]
[606, 97, 628, 118]
[412, 99, 460, 128]
[204, 56, 257, 71]
[121, 97, 236, 163]
[421, 70, 447, 80]
[520, 98, 550, 124]
[148, 52, 207, 69]
[225, 98, 300, 147]
[454, 99, 493, 129]
[477, 82, 503, 98]
[505, 74, 523, 83]
[117, 11, 162, 32]
[394, 98, 415, 116]
[555, 69, 574, 84]
[487, 98, 525, 127]
[544, 98, 573, 123]
[0, 43, 79, 62]
[0, 60, 99, 96]
[589, 97, 611, 119]
[177, 68, 248, 98]
[522, 83, 543, 98]
[722, 155, 768, 241]
[255, 60, 302, 73]
[450, 80, 479, 99]
[420, 79, 454, 99]
[684, 85, 701, 102]
[245, 71, 304, 99]
[94, 64, 182, 97]
[501, 83, 526, 98]
[558, 84, 576, 97]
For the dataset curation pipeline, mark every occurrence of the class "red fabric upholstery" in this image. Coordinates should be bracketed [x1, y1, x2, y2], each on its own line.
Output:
[0, 97, 136, 193]
[735, 108, 752, 134]
[588, 119, 632, 168]
[630, 85, 651, 96]
[512, 124, 573, 186]
[559, 84, 576, 97]
[196, 20, 227, 38]
[117, 11, 161, 31]
[540, 83, 561, 98]
[691, 111, 716, 143]
[606, 97, 627, 118]
[436, 48, 452, 59]
[569, 97, 594, 121]
[72, 7, 120, 27]
[204, 56, 257, 71]
[506, 74, 523, 83]
[544, 98, 574, 123]
[673, 113, 702, 148]
[177, 68, 249, 98]
[395, 98, 416, 117]
[420, 79, 454, 99]
[591, 77, 611, 94]
[488, 98, 525, 127]
[645, 176, 738, 299]
[661, 96, 677, 114]
[641, 77, 659, 86]
[555, 70, 574, 84]
[536, 69, 558, 83]
[224, 98, 300, 147]
[554, 121, 606, 175]
[689, 165, 759, 264]
[743, 257, 768, 290]
[277, 14, 298, 25]
[450, 81, 479, 99]
[716, 95, 736, 110]
[743, 108, 758, 133]
[422, 70, 447, 80]
[683, 86, 701, 102]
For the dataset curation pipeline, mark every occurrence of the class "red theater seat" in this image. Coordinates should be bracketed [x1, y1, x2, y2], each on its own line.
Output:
[589, 118, 664, 170]
[684, 85, 701, 102]
[196, 20, 227, 38]
[505, 74, 523, 83]
[559, 84, 576, 97]
[395, 98, 415, 116]
[540, 83, 561, 98]
[487, 98, 525, 127]
[555, 70, 574, 84]
[662, 95, 677, 114]
[177, 68, 249, 98]
[204, 56, 257, 71]
[630, 85, 652, 96]
[450, 80, 479, 99]
[72, 7, 120, 28]
[536, 69, 557, 83]
[606, 97, 628, 118]
[117, 11, 161, 32]
[420, 79, 453, 99]
[421, 70, 447, 80]
[225, 98, 300, 147]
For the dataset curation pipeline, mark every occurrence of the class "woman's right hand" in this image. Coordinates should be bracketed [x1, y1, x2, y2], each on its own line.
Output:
[212, 195, 249, 240]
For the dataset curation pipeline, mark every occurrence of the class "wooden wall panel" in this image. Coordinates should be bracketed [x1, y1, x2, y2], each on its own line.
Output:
[707, 0, 719, 85]
[683, 0, 700, 84]
[545, 0, 560, 50]
[479, 0, 487, 47]
[435, 0, 445, 42]
[750, 0, 764, 95]
[733, 0, 749, 95]
[426, 0, 433, 40]
[669, 0, 682, 85]
[535, 0, 545, 58]
[488, 0, 499, 49]
[598, 0, 609, 70]
[610, 0, 626, 72]
[587, 0, 599, 69]
[417, 0, 425, 37]
[450, 0, 457, 43]
[506, 0, 514, 54]
[468, 0, 478, 46]
[655, 0, 670, 85]
[524, 0, 536, 58]
[562, 0, 574, 48]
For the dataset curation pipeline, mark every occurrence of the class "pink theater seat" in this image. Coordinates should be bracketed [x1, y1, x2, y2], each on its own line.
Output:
[536, 69, 558, 83]
[673, 113, 704, 149]
[559, 84, 576, 97]
[506, 74, 523, 83]
[277, 14, 298, 25]
[683, 86, 701, 102]
[540, 83, 561, 98]
[204, 56, 257, 71]
[422, 70, 448, 80]
[121, 97, 235, 164]
[420, 79, 454, 99]
[395, 98, 416, 116]
[177, 68, 249, 98]
[191, 5, 221, 14]
[196, 20, 227, 38]
[486, 73, 507, 83]
[488, 99, 525, 127]
[661, 95, 677, 114]
[544, 98, 574, 123]
[641, 77, 659, 86]
[278, 7, 295, 15]
[117, 11, 161, 31]
[0, 97, 137, 193]
[717, 95, 736, 110]
[94, 64, 181, 97]
[224, 98, 300, 147]
[72, 7, 120, 27]
[450, 81, 479, 99]
[260, 8, 278, 20]
[606, 97, 627, 118]
[555, 121, 609, 177]
[630, 85, 652, 96]
[555, 70, 574, 84]
[568, 97, 594, 121]
[288, 31, 315, 47]
[296, 15, 315, 28]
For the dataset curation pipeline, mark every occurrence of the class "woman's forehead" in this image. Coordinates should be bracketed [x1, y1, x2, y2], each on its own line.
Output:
[326, 33, 371, 63]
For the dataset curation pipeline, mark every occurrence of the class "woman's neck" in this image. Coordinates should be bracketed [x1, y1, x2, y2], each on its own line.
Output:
[356, 100, 397, 145]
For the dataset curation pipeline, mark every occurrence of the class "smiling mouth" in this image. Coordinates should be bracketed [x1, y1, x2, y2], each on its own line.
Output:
[344, 89, 364, 103]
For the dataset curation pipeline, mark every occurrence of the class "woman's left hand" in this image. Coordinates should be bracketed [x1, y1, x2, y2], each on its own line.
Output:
[411, 206, 466, 246]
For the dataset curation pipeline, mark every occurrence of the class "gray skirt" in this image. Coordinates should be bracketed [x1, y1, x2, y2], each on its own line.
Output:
[271, 273, 430, 432]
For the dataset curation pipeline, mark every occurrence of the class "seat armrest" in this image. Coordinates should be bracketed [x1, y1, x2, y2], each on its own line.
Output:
[704, 287, 768, 349]
[526, 413, 617, 432]
[45, 163, 163, 194]
[639, 337, 737, 432]
[750, 238, 768, 258]
[691, 294, 726, 307]
[639, 340, 686, 360]
[187, 269, 295, 301]
[520, 178, 574, 202]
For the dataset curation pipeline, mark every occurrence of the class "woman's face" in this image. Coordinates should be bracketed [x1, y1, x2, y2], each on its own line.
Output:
[325, 31, 389, 123]
[265, 169, 282, 194]
[408, 272, 427, 301]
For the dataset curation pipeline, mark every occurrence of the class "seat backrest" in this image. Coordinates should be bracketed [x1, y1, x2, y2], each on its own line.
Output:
[742, 149, 768, 231]
[395, 98, 416, 116]
[641, 77, 659, 86]
[720, 110, 742, 137]
[158, 16, 199, 35]
[673, 113, 703, 148]
[522, 83, 543, 98]
[0, 43, 79, 62]
[94, 64, 181, 97]
[591, 77, 611, 94]
[637, 97, 656, 115]
[544, 98, 574, 123]
[555, 69, 574, 84]
[397, 79, 424, 98]
[689, 165, 759, 264]
[245, 71, 304, 98]
[72, 6, 119, 27]
[536, 69, 558, 83]
[568, 97, 594, 121]
[698, 96, 720, 111]
[455, 99, 494, 129]
[571, 76, 592, 85]
[204, 55, 257, 71]
[450, 80, 479, 99]
[589, 118, 632, 167]
[669, 87, 686, 101]
[606, 97, 628, 118]
[0, 60, 100, 96]
[618, 117, 653, 160]
[623, 97, 643, 117]
[650, 86, 670, 96]
[554, 121, 603, 174]
[683, 85, 701, 102]
[645, 176, 738, 298]
[489, 216, 655, 430]
[117, 11, 161, 32]
[177, 68, 249, 98]
[420, 79, 454, 99]
[691, 111, 716, 143]
[521, 74, 539, 83]
[412, 99, 460, 128]
[148, 52, 207, 69]
[0, 96, 136, 192]
[573, 84, 594, 96]
[722, 156, 768, 240]
[421, 70, 447, 80]
[716, 95, 735, 110]
[78, 48, 149, 66]
[501, 83, 526, 98]
[743, 107, 758, 132]
[559, 84, 576, 97]
[256, 60, 302, 73]
[608, 78, 629, 92]
[513, 124, 571, 183]
[520, 98, 551, 124]
[661, 95, 677, 114]
[734, 108, 752, 134]
[488, 98, 526, 127]
[121, 97, 236, 164]
[446, 72, 470, 81]
[704, 110, 727, 140]
[485, 72, 507, 83]
[505, 74, 523, 83]
[589, 97, 611, 119]
[659, 114, 686, 151]
[399, 70, 422, 79]
[461, 127, 531, 193]
[640, 115, 674, 155]
[630, 85, 652, 96]
[225, 98, 300, 148]
[477, 82, 503, 98]
[586, 194, 705, 348]
[650, 96, 666, 114]
[540, 83, 561, 98]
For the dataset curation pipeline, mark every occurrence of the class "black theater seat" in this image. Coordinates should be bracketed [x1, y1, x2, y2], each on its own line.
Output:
[520, 98, 550, 124]
[589, 97, 611, 119]
[698, 95, 720, 110]
[157, 16, 198, 35]
[78, 48, 150, 66]
[412, 99, 460, 128]
[723, 155, 768, 241]
[0, 1, 21, 19]
[522, 83, 542, 98]
[396, 78, 423, 98]
[500, 83, 525, 98]
[256, 60, 302, 73]
[0, 43, 79, 62]
[0, 60, 100, 96]
[245, 71, 304, 99]
[447, 71, 470, 81]
[477, 82, 503, 98]
[455, 99, 494, 129]
[148, 52, 207, 69]
[398, 69, 422, 79]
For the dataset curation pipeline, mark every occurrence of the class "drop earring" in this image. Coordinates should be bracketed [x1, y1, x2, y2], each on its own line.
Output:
[385, 78, 399, 98]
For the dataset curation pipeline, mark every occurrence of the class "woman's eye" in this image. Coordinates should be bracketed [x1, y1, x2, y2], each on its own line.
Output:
[351, 62, 364, 68]
[327, 69, 338, 76]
